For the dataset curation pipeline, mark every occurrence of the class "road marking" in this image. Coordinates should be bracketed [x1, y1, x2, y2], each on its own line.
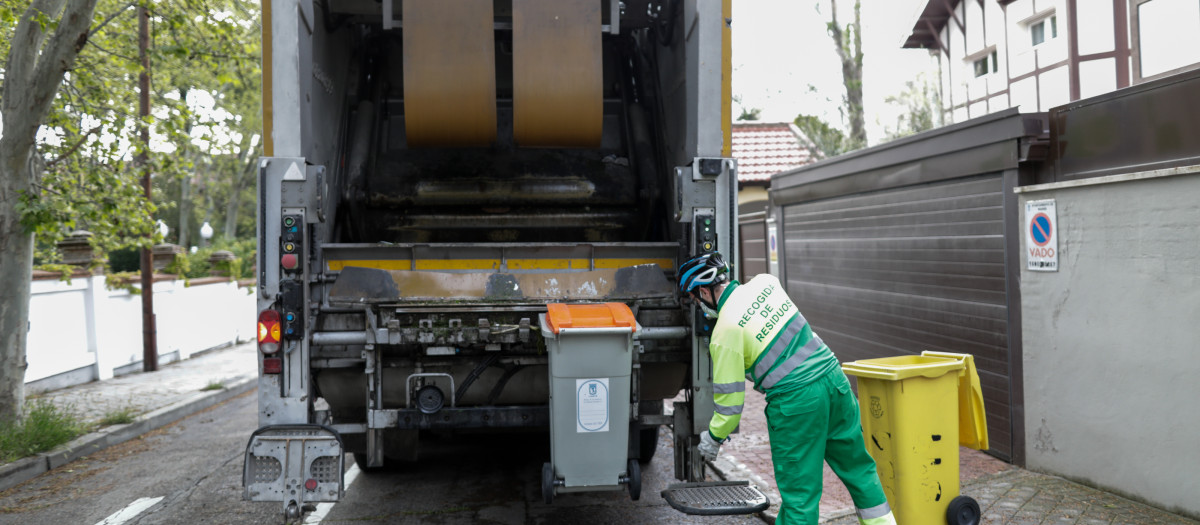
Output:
[95, 497, 164, 525]
[303, 463, 361, 524]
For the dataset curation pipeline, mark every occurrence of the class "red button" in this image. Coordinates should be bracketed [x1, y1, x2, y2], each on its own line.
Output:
[281, 254, 298, 269]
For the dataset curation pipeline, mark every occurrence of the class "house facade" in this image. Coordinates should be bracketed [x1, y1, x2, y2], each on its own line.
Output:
[904, 0, 1200, 122]
[732, 122, 812, 279]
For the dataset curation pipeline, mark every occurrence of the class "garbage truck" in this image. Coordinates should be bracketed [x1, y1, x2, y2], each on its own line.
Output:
[243, 0, 754, 520]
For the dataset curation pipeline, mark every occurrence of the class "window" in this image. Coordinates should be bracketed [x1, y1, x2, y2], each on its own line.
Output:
[1030, 15, 1058, 46]
[1131, 0, 1200, 82]
[972, 50, 999, 78]
[974, 57, 989, 77]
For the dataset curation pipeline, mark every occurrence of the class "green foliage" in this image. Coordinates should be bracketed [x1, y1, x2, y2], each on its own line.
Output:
[0, 400, 85, 463]
[108, 246, 141, 273]
[98, 406, 138, 426]
[883, 74, 941, 142]
[793, 114, 855, 158]
[164, 251, 194, 277]
[170, 236, 255, 280]
[2, 0, 263, 267]
[200, 381, 225, 391]
[737, 107, 762, 121]
[104, 271, 141, 294]
[33, 263, 77, 282]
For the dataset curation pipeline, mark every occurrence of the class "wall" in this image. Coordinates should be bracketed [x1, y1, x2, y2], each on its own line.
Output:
[1018, 170, 1200, 518]
[26, 274, 256, 392]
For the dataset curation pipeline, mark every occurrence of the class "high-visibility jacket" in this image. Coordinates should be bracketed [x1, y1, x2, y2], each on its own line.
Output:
[707, 274, 839, 441]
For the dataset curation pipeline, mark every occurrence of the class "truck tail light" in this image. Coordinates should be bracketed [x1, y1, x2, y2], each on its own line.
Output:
[258, 309, 281, 355]
[262, 357, 283, 374]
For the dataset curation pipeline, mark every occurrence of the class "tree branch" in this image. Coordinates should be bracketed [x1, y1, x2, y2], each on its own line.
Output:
[87, 1, 137, 38]
[26, 0, 102, 137]
[45, 125, 103, 167]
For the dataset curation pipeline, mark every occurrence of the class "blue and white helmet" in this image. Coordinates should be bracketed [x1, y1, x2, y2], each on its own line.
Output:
[677, 252, 731, 295]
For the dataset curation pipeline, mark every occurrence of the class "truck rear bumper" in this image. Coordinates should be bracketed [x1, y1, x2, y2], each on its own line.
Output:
[243, 425, 344, 519]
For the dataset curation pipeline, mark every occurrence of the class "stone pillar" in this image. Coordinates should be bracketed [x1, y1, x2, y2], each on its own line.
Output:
[57, 230, 102, 268]
[208, 250, 237, 277]
[152, 243, 184, 272]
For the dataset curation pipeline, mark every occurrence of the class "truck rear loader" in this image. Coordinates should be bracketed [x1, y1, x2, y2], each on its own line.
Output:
[242, 0, 747, 520]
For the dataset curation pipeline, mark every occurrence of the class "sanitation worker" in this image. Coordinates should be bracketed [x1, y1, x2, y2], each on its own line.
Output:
[678, 252, 896, 525]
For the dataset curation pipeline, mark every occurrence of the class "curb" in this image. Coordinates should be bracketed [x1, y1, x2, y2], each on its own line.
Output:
[0, 377, 256, 493]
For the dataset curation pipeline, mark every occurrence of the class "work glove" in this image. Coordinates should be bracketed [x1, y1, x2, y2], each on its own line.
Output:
[698, 432, 722, 462]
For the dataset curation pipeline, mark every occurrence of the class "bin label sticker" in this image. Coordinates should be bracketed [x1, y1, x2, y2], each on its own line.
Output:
[576, 378, 610, 433]
[1025, 199, 1058, 272]
[870, 396, 883, 419]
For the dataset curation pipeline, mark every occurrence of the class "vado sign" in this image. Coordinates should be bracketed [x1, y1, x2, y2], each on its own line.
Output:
[1026, 199, 1058, 272]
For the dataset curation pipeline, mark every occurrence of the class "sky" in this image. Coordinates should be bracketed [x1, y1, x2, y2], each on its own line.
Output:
[732, 0, 938, 145]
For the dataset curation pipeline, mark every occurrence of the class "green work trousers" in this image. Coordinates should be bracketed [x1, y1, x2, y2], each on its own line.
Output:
[765, 366, 889, 525]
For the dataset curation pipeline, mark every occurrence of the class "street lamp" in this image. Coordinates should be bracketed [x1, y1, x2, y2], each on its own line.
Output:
[156, 220, 169, 242]
[200, 221, 213, 248]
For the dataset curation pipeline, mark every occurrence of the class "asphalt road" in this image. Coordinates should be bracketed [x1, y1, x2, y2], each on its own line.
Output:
[0, 391, 764, 525]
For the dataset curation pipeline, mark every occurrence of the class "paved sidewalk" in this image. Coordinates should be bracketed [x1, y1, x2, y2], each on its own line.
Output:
[0, 342, 258, 492]
[708, 379, 1199, 525]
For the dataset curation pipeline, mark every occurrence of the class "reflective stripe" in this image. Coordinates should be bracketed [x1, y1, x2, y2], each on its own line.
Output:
[713, 382, 745, 394]
[714, 403, 744, 416]
[759, 335, 824, 390]
[857, 501, 892, 520]
[752, 313, 805, 381]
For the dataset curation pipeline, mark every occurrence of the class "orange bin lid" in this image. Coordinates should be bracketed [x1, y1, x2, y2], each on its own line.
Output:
[545, 303, 637, 334]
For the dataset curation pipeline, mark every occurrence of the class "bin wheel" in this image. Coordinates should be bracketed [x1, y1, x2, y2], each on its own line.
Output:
[541, 462, 555, 505]
[946, 495, 981, 525]
[627, 459, 642, 501]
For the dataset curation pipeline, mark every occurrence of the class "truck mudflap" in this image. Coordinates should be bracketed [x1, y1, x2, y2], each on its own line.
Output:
[243, 425, 344, 520]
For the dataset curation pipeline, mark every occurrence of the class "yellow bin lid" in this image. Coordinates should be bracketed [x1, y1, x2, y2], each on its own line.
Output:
[842, 351, 989, 451]
[841, 354, 964, 381]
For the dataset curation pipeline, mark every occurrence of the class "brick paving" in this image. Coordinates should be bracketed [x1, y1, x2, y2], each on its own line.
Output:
[709, 380, 1199, 525]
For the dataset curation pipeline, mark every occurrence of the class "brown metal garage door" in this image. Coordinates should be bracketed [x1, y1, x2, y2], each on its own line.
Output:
[738, 210, 768, 279]
[780, 174, 1013, 460]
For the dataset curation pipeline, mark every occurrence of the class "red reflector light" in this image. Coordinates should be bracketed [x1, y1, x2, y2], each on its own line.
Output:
[305, 478, 318, 491]
[263, 357, 283, 374]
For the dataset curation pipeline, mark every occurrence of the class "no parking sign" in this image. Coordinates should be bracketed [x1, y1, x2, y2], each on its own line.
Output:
[1026, 199, 1058, 272]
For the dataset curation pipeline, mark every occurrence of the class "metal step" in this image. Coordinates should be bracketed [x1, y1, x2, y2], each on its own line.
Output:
[660, 481, 770, 516]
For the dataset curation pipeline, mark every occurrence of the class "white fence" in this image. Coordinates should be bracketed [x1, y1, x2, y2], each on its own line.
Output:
[26, 273, 256, 393]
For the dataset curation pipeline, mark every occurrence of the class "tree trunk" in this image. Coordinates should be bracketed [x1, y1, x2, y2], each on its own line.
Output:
[0, 0, 102, 421]
[179, 174, 192, 248]
[0, 147, 34, 423]
[828, 0, 865, 148]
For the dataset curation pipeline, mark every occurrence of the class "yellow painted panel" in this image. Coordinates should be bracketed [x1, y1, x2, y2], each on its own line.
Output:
[594, 258, 674, 270]
[415, 259, 501, 271]
[507, 258, 590, 270]
[327, 260, 413, 271]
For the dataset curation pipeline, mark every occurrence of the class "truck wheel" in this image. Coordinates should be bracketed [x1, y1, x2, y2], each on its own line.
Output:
[542, 462, 556, 504]
[627, 459, 642, 501]
[946, 495, 981, 525]
[638, 426, 660, 463]
[353, 453, 386, 472]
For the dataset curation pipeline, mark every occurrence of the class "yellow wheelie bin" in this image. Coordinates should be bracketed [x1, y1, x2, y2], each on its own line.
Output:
[842, 351, 989, 525]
